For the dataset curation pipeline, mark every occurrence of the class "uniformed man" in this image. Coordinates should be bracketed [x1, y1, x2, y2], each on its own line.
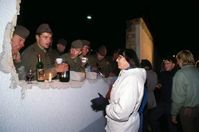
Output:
[56, 38, 68, 55]
[11, 25, 30, 79]
[61, 39, 84, 72]
[12, 25, 30, 67]
[89, 45, 112, 77]
[21, 23, 68, 80]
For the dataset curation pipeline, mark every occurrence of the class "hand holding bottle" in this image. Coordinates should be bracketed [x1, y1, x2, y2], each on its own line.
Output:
[58, 63, 70, 82]
[55, 63, 69, 73]
[55, 58, 69, 72]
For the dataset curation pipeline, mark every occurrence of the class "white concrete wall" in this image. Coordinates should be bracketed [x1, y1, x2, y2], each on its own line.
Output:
[0, 1, 23, 130]
[0, 0, 20, 89]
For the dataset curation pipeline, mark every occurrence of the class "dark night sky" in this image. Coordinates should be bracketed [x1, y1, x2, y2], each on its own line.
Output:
[17, 0, 198, 60]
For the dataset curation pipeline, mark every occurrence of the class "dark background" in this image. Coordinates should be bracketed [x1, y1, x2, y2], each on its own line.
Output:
[17, 0, 199, 62]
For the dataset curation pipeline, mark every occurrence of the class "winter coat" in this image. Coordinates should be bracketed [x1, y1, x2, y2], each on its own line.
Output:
[105, 68, 146, 132]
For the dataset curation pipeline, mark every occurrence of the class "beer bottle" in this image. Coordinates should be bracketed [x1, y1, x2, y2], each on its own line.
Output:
[59, 64, 70, 82]
[36, 54, 45, 82]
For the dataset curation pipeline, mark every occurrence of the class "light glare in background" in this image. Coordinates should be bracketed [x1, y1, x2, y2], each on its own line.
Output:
[86, 15, 92, 20]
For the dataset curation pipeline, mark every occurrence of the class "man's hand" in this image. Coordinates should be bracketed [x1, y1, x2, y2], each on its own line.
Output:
[171, 115, 178, 124]
[55, 63, 69, 73]
[13, 52, 21, 63]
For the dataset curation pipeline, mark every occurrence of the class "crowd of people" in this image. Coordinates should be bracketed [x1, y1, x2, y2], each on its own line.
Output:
[13, 23, 122, 80]
[11, 23, 199, 132]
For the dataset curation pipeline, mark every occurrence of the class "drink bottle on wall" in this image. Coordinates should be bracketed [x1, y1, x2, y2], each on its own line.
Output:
[59, 64, 70, 82]
[36, 54, 45, 82]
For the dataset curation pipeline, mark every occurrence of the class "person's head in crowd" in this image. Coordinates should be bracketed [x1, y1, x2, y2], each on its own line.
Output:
[96, 45, 107, 61]
[140, 59, 152, 70]
[163, 56, 176, 71]
[176, 49, 195, 68]
[116, 48, 140, 70]
[56, 38, 67, 54]
[69, 39, 83, 59]
[112, 49, 122, 61]
[35, 23, 53, 49]
[11, 25, 30, 54]
[81, 39, 90, 56]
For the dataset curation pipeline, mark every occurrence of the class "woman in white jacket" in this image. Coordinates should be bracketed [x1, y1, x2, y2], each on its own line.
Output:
[105, 49, 146, 132]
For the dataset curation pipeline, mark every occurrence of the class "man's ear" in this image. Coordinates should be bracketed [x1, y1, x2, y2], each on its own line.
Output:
[78, 51, 82, 55]
[35, 34, 39, 41]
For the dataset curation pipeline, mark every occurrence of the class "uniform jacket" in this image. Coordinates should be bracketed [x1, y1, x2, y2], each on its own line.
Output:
[61, 53, 84, 72]
[21, 43, 55, 79]
[105, 68, 146, 132]
[89, 54, 112, 77]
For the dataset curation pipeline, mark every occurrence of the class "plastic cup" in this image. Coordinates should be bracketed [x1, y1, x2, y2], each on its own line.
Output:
[56, 58, 63, 64]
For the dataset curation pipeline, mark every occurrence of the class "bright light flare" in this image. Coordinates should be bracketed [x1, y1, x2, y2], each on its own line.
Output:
[86, 15, 92, 20]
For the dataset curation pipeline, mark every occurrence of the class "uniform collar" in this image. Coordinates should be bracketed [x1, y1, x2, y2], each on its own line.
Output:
[37, 43, 47, 53]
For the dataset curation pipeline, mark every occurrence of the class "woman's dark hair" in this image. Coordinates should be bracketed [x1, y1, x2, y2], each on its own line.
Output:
[140, 59, 152, 70]
[119, 49, 140, 68]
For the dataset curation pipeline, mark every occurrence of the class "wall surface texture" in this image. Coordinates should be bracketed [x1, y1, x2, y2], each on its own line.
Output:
[0, 0, 20, 89]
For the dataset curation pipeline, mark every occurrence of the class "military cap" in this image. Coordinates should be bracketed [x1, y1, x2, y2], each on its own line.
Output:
[36, 23, 52, 34]
[57, 39, 67, 46]
[14, 25, 30, 39]
[71, 40, 83, 48]
[81, 40, 90, 48]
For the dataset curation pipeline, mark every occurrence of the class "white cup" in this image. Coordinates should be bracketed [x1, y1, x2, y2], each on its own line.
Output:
[81, 57, 88, 64]
[56, 58, 63, 64]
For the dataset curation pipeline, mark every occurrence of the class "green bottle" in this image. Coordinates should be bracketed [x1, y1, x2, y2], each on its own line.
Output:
[36, 54, 45, 82]
[59, 64, 70, 82]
